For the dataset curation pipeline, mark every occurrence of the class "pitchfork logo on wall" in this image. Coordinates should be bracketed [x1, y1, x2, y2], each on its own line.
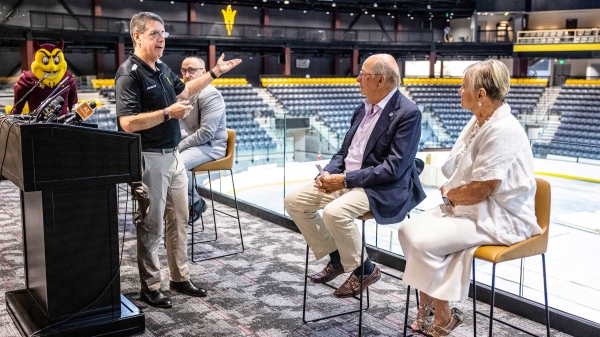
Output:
[222, 5, 237, 36]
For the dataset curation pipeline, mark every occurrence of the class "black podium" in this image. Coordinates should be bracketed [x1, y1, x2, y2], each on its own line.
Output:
[0, 118, 145, 336]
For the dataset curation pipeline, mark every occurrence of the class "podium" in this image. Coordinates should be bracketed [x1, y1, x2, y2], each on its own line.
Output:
[0, 118, 145, 336]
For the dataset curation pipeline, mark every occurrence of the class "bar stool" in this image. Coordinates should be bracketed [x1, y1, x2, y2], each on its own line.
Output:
[189, 129, 244, 262]
[472, 178, 551, 336]
[302, 212, 372, 337]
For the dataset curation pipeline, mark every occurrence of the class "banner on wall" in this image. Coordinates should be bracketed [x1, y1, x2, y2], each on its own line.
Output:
[296, 58, 310, 68]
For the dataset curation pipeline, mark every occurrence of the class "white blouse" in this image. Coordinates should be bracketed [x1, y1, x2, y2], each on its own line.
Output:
[441, 103, 541, 246]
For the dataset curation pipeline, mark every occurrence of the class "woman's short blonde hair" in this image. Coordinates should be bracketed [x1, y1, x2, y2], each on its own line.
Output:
[463, 59, 510, 102]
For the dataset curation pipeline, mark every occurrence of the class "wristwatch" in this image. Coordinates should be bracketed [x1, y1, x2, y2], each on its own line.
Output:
[442, 196, 454, 208]
[343, 173, 347, 188]
[163, 108, 170, 121]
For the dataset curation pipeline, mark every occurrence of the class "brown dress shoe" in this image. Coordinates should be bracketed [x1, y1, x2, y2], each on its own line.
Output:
[333, 265, 381, 298]
[309, 262, 345, 283]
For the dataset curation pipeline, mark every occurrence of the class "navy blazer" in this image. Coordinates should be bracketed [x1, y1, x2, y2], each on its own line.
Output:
[323, 89, 426, 224]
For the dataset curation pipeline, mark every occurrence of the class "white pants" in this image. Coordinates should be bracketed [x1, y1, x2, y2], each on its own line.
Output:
[398, 205, 501, 302]
[137, 150, 190, 291]
[284, 183, 370, 272]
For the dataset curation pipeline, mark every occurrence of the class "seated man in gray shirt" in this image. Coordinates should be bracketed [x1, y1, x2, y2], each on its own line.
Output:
[178, 56, 228, 222]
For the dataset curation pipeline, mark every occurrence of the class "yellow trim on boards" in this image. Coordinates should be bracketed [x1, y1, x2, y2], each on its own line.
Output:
[535, 172, 600, 184]
[514, 43, 600, 52]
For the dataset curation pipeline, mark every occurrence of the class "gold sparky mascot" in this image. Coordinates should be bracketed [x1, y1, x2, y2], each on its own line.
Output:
[12, 39, 77, 115]
[222, 5, 236, 36]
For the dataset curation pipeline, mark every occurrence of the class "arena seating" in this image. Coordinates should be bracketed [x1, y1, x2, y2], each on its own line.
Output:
[89, 77, 276, 151]
[265, 78, 361, 135]
[218, 83, 277, 150]
[405, 77, 547, 147]
[532, 83, 600, 160]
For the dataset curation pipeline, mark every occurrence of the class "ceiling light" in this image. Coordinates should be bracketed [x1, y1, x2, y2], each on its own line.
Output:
[350, 13, 354, 16]
[303, 10, 307, 13]
[372, 14, 375, 17]
[431, 14, 434, 17]
[447, 19, 450, 22]
[326, 11, 329, 14]
[170, 1, 173, 3]
[373, 3, 378, 7]
[429, 17, 431, 20]
[365, 10, 368, 14]
[200, 2, 204, 5]
[427, 5, 431, 9]
[279, 7, 282, 11]
[408, 14, 410, 17]
[484, 12, 488, 15]
[504, 12, 509, 16]
[411, 17, 414, 20]
[490, 13, 494, 16]
[391, 16, 394, 18]
[468, 17, 471, 20]
[284, 0, 289, 4]
[254, 6, 257, 9]
[451, 13, 453, 15]
[332, 3, 336, 7]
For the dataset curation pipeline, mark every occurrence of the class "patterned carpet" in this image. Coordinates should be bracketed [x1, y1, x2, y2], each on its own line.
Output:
[0, 181, 571, 337]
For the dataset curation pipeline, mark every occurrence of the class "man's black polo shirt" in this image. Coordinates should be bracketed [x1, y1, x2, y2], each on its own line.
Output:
[115, 54, 186, 149]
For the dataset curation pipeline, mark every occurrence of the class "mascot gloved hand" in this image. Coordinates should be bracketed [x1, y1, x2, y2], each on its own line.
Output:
[12, 39, 77, 115]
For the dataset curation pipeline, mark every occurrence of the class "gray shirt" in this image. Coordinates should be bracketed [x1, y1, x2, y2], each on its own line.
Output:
[178, 84, 227, 159]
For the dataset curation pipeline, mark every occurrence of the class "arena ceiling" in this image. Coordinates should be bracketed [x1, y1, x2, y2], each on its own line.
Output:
[150, 0, 477, 19]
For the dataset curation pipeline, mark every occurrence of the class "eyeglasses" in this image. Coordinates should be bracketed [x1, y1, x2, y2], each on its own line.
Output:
[143, 30, 170, 39]
[180, 67, 204, 75]
[358, 70, 382, 78]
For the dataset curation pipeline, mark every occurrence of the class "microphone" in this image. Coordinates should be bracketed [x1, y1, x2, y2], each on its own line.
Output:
[30, 76, 71, 118]
[35, 96, 64, 123]
[65, 101, 97, 125]
[9, 73, 51, 115]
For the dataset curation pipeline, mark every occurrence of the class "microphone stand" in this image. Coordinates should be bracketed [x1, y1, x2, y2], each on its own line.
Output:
[9, 73, 50, 115]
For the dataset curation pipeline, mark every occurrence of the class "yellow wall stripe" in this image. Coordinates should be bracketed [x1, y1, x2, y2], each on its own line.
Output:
[535, 172, 600, 184]
[514, 43, 600, 52]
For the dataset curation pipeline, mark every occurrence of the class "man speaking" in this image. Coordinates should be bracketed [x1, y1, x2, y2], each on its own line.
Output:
[115, 12, 241, 308]
[284, 54, 425, 298]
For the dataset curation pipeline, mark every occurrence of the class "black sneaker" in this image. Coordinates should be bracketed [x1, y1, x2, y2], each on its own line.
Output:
[189, 199, 207, 222]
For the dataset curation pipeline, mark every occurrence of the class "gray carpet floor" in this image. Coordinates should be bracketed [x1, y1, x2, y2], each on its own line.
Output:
[0, 182, 571, 337]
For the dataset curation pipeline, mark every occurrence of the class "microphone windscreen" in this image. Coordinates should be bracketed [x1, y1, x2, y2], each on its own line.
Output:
[74, 101, 95, 120]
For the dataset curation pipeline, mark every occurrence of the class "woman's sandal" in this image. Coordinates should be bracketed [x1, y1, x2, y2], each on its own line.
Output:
[422, 307, 464, 337]
[410, 301, 434, 331]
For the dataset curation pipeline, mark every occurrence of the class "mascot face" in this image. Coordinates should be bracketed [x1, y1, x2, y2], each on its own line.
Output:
[31, 39, 67, 88]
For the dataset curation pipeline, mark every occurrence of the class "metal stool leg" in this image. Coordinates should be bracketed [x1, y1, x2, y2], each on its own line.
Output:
[473, 259, 477, 337]
[488, 263, 497, 337]
[542, 254, 551, 337]
[188, 169, 244, 262]
[302, 220, 370, 332]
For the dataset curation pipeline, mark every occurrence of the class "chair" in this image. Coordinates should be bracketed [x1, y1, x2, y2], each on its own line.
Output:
[302, 158, 425, 336]
[472, 178, 551, 337]
[189, 129, 244, 262]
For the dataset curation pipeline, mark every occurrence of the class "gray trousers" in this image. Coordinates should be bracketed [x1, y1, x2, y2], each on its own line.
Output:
[137, 150, 190, 291]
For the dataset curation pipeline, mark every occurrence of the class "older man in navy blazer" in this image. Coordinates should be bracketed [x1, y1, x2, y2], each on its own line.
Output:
[284, 53, 426, 298]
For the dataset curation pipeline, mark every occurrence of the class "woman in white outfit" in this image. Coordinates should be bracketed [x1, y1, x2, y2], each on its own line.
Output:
[398, 59, 541, 337]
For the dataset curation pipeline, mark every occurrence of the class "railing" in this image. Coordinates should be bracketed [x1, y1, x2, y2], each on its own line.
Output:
[478, 29, 515, 43]
[22, 11, 434, 44]
[516, 28, 600, 44]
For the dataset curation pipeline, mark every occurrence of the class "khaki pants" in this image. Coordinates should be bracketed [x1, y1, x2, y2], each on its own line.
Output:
[137, 150, 190, 291]
[284, 183, 370, 272]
